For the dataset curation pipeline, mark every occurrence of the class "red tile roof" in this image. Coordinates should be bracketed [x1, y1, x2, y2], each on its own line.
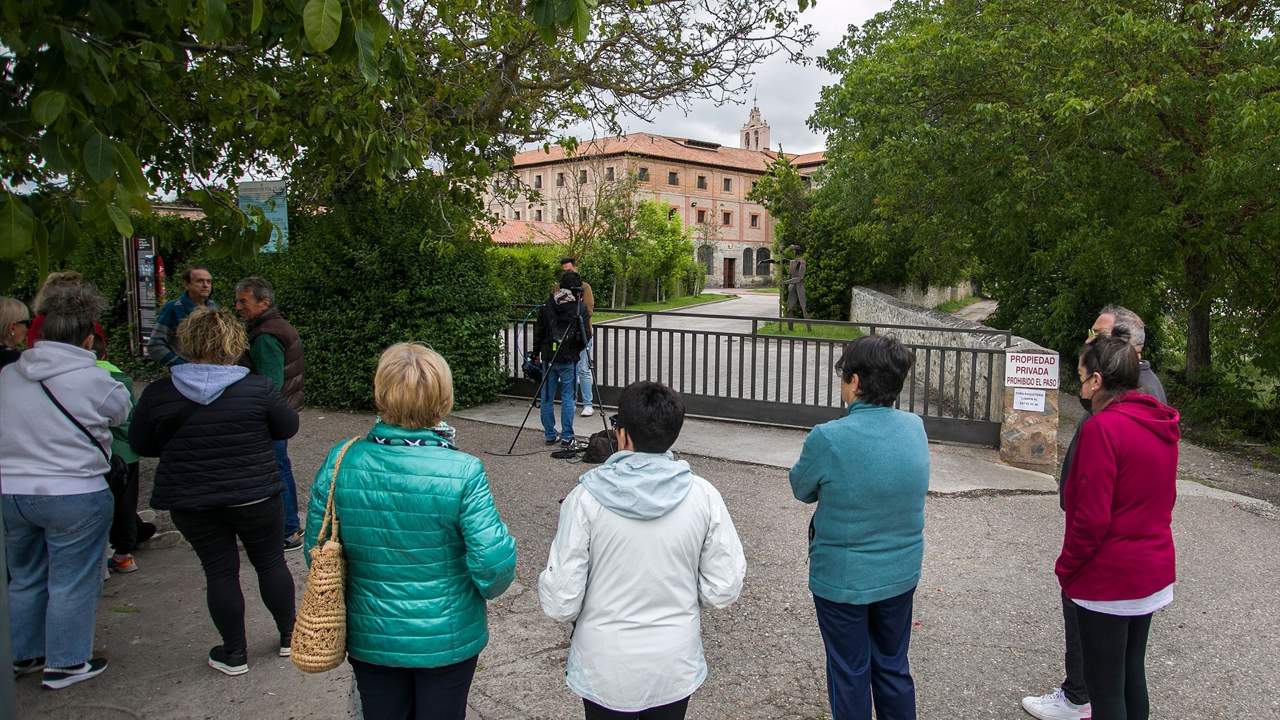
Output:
[510, 133, 825, 174]
[490, 220, 569, 246]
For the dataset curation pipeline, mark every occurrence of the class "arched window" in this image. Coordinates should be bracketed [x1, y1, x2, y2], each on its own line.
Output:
[742, 248, 754, 276]
[743, 132, 749, 147]
[697, 245, 714, 275]
[753, 129, 759, 149]
[755, 247, 771, 276]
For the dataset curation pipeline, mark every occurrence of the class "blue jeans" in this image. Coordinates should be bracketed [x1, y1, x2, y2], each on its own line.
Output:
[275, 439, 300, 536]
[577, 340, 594, 408]
[540, 362, 577, 442]
[813, 588, 917, 720]
[4, 489, 113, 668]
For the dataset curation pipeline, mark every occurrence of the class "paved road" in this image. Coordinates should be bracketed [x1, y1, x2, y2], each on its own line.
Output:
[21, 411, 1280, 720]
[606, 290, 781, 333]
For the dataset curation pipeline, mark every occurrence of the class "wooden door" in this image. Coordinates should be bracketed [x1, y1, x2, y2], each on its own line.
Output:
[723, 258, 736, 288]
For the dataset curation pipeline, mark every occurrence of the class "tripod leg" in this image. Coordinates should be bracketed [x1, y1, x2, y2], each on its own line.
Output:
[507, 360, 555, 455]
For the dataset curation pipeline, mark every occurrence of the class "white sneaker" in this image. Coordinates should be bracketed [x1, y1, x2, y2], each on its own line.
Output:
[581, 406, 595, 417]
[1021, 687, 1091, 720]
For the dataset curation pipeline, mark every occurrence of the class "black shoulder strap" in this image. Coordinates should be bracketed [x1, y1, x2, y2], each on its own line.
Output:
[157, 398, 204, 449]
[40, 381, 109, 461]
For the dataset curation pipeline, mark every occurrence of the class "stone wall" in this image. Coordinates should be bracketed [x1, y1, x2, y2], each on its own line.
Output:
[868, 282, 978, 309]
[849, 286, 1059, 467]
[850, 286, 1009, 422]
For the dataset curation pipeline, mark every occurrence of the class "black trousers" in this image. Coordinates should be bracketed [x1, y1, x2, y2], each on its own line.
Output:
[350, 655, 478, 720]
[583, 696, 690, 720]
[1074, 605, 1153, 720]
[1060, 591, 1089, 705]
[107, 460, 141, 554]
[170, 496, 295, 656]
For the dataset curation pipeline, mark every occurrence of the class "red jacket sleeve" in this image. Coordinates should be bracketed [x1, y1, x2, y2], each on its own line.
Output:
[1055, 417, 1117, 587]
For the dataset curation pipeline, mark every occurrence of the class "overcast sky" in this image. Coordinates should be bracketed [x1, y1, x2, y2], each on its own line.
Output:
[598, 1, 894, 154]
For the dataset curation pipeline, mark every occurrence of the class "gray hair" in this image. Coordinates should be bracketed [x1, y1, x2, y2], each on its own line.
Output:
[40, 284, 104, 345]
[1099, 304, 1146, 351]
[0, 297, 30, 335]
[234, 276, 274, 305]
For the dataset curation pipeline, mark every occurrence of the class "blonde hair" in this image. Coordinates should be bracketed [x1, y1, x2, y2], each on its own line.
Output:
[33, 271, 84, 314]
[374, 343, 454, 429]
[0, 297, 30, 334]
[177, 307, 248, 365]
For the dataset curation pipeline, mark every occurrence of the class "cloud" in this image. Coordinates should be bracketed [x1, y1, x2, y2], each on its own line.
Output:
[564, 1, 894, 154]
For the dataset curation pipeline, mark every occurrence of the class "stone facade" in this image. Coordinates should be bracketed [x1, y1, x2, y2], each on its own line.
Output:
[484, 106, 824, 289]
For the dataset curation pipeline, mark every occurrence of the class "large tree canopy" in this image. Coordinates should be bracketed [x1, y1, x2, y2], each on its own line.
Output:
[777, 0, 1280, 379]
[0, 0, 813, 282]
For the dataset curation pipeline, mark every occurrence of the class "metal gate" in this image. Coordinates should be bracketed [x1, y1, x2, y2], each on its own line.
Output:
[501, 309, 1011, 446]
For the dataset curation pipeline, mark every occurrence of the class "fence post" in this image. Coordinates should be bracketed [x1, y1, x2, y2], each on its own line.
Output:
[999, 340, 1061, 469]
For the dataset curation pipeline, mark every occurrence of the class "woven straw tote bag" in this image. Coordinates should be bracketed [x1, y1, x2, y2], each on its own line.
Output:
[292, 437, 360, 673]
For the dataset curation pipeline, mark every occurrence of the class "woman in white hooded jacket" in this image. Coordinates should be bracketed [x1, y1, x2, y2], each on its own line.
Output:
[539, 381, 746, 720]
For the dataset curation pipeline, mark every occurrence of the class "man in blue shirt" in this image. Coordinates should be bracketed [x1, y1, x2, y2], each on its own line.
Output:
[147, 266, 215, 367]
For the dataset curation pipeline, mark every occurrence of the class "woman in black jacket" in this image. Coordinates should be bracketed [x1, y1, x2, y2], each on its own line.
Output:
[129, 307, 299, 676]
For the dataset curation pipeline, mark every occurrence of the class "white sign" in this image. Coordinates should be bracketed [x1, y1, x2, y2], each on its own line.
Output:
[1004, 352, 1060, 389]
[1013, 388, 1047, 412]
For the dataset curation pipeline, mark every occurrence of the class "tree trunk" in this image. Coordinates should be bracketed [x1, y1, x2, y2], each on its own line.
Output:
[1184, 250, 1212, 382]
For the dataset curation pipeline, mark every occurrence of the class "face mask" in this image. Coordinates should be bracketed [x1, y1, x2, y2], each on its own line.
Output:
[1078, 395, 1093, 414]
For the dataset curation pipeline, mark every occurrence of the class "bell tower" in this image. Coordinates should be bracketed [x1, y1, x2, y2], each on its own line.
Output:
[740, 96, 771, 151]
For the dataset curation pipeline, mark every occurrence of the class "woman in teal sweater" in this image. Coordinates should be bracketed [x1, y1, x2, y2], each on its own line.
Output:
[305, 343, 516, 720]
[790, 334, 929, 720]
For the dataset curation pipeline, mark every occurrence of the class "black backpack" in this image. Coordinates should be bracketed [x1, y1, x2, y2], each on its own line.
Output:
[549, 300, 583, 357]
[582, 428, 617, 463]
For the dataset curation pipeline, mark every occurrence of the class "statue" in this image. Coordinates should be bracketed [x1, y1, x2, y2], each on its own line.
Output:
[785, 244, 812, 331]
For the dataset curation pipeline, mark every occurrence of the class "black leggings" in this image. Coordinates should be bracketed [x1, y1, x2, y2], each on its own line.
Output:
[583, 697, 690, 720]
[350, 655, 478, 720]
[170, 496, 295, 656]
[1074, 605, 1153, 720]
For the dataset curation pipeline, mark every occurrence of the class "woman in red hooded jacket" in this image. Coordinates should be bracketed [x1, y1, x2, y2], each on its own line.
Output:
[1056, 335, 1180, 720]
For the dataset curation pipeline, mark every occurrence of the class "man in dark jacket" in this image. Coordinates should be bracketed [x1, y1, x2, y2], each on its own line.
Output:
[533, 271, 592, 448]
[1021, 304, 1169, 720]
[234, 276, 306, 551]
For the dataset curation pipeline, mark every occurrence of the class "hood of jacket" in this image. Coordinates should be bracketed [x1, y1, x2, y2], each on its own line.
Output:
[579, 450, 693, 520]
[18, 341, 98, 382]
[1104, 391, 1181, 445]
[171, 363, 249, 405]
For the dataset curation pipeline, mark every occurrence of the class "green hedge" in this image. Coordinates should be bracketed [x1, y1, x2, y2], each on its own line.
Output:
[9, 183, 510, 411]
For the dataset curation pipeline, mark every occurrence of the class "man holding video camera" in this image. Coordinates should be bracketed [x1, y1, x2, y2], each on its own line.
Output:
[533, 271, 593, 449]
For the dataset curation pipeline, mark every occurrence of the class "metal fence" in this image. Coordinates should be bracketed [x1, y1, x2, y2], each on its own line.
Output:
[500, 309, 1012, 446]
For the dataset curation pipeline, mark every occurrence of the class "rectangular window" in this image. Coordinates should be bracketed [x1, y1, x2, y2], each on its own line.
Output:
[638, 166, 649, 181]
[750, 213, 759, 228]
[723, 178, 732, 192]
[667, 171, 679, 186]
[696, 209, 707, 224]
[668, 207, 678, 220]
[605, 166, 615, 181]
[579, 207, 588, 221]
[722, 211, 732, 226]
[697, 175, 707, 190]
[579, 169, 587, 184]
[514, 210, 522, 220]
[535, 209, 543, 221]
[556, 172, 566, 187]
[534, 174, 543, 189]
[557, 207, 565, 221]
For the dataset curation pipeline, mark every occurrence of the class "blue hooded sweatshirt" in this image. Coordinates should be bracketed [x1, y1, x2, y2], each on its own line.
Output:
[579, 451, 694, 520]
[170, 363, 249, 405]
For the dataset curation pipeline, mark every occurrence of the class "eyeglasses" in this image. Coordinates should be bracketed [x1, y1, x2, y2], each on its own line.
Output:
[16, 319, 30, 327]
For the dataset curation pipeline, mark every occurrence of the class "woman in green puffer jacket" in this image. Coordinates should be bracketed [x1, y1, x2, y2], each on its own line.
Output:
[304, 343, 517, 720]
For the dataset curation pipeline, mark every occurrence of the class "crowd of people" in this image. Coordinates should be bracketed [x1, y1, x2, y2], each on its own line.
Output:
[0, 261, 1180, 720]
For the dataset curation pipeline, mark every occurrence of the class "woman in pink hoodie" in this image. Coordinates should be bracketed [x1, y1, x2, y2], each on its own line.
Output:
[1056, 335, 1179, 720]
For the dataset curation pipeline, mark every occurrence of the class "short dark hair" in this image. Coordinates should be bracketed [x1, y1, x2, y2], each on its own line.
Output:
[39, 283, 104, 345]
[616, 381, 685, 453]
[559, 271, 583, 291]
[835, 335, 914, 407]
[182, 265, 211, 283]
[560, 257, 577, 266]
[1080, 335, 1139, 392]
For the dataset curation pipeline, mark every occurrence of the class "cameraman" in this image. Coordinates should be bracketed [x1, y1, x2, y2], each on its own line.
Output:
[533, 271, 592, 449]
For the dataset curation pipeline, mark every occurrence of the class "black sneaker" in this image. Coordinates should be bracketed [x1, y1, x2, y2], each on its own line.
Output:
[279, 633, 292, 658]
[41, 658, 107, 690]
[560, 439, 574, 449]
[207, 646, 248, 676]
[14, 657, 44, 677]
[136, 521, 158, 544]
[282, 531, 303, 553]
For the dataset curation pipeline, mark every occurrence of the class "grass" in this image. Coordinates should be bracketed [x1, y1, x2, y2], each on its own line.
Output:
[755, 321, 866, 341]
[934, 296, 984, 313]
[593, 293, 736, 322]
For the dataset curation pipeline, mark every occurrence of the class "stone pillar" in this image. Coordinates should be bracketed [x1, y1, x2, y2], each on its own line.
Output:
[999, 341, 1060, 469]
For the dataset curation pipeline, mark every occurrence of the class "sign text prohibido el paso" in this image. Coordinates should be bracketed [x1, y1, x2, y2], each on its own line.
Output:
[1004, 353, 1060, 389]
